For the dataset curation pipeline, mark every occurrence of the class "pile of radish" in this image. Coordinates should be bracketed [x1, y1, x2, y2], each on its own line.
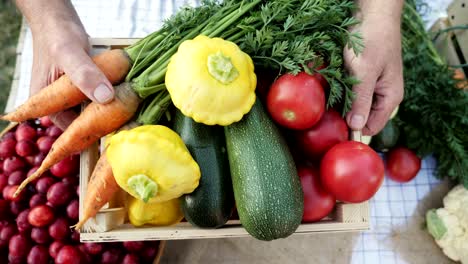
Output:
[0, 118, 160, 264]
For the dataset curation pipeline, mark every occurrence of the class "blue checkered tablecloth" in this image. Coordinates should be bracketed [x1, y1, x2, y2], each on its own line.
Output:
[11, 1, 454, 263]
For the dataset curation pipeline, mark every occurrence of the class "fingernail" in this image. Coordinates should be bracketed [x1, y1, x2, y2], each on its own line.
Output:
[350, 114, 365, 129]
[93, 84, 114, 103]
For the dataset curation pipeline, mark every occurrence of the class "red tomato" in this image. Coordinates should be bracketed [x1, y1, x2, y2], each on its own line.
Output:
[320, 141, 384, 203]
[266, 72, 325, 130]
[386, 147, 421, 182]
[295, 109, 348, 160]
[298, 165, 335, 222]
[306, 62, 328, 88]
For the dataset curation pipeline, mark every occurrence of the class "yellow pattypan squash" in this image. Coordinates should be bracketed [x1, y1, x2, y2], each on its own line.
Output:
[128, 197, 184, 227]
[165, 35, 257, 126]
[106, 125, 201, 203]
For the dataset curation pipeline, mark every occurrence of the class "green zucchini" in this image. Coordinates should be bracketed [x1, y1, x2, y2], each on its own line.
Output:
[224, 99, 303, 241]
[371, 119, 400, 152]
[173, 110, 233, 228]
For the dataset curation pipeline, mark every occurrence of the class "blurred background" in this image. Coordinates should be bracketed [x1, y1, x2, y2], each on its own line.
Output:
[0, 0, 21, 130]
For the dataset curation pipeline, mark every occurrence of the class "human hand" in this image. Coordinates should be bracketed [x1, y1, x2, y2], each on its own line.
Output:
[344, 3, 404, 136]
[17, 0, 114, 129]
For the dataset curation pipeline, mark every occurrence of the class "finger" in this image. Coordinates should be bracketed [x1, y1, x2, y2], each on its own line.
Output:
[29, 58, 49, 96]
[58, 46, 114, 104]
[364, 78, 404, 136]
[49, 110, 79, 130]
[345, 64, 378, 131]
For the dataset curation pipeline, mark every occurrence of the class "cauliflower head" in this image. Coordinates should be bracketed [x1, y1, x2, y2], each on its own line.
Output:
[426, 185, 468, 264]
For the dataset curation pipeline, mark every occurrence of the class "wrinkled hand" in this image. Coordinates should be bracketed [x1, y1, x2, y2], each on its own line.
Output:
[29, 14, 114, 129]
[344, 11, 404, 136]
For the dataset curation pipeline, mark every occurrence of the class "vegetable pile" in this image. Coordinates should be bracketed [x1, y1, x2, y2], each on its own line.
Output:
[3, 0, 464, 245]
[3, 0, 365, 198]
[0, 119, 162, 264]
[0, 0, 399, 242]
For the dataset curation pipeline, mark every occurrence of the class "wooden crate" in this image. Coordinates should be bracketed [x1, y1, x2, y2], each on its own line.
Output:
[78, 38, 370, 242]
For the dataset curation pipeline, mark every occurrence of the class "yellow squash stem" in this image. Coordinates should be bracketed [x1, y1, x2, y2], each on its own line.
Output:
[127, 174, 159, 203]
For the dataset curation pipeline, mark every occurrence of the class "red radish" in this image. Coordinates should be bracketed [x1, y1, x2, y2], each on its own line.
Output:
[15, 123, 36, 142]
[70, 229, 80, 242]
[141, 245, 158, 262]
[3, 156, 26, 175]
[0, 174, 8, 192]
[0, 138, 17, 158]
[62, 175, 79, 187]
[101, 249, 121, 264]
[0, 199, 10, 220]
[8, 255, 24, 264]
[8, 171, 26, 186]
[123, 254, 140, 264]
[2, 131, 15, 141]
[50, 155, 79, 178]
[10, 201, 26, 216]
[27, 245, 50, 264]
[46, 126, 63, 138]
[32, 152, 46, 166]
[0, 224, 16, 247]
[84, 242, 103, 255]
[35, 176, 56, 194]
[123, 241, 145, 252]
[28, 205, 54, 227]
[9, 234, 32, 257]
[15, 140, 38, 157]
[4, 185, 25, 202]
[56, 245, 82, 264]
[47, 182, 72, 207]
[66, 199, 79, 221]
[40, 116, 54, 127]
[31, 227, 50, 244]
[26, 166, 40, 178]
[49, 241, 64, 259]
[24, 155, 35, 166]
[48, 217, 70, 241]
[295, 109, 349, 160]
[78, 244, 93, 263]
[29, 194, 46, 208]
[16, 209, 32, 234]
[36, 127, 46, 138]
[36, 136, 55, 153]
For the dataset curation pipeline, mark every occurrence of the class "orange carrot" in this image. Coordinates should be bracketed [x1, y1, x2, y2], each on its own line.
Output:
[73, 153, 118, 230]
[14, 82, 141, 197]
[2, 49, 131, 122]
[73, 121, 138, 230]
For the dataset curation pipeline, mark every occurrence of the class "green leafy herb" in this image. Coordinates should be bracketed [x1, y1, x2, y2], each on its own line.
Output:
[396, 1, 468, 186]
[135, 0, 363, 123]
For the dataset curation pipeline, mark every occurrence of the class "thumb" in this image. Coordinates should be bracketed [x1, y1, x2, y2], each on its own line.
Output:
[58, 46, 114, 103]
[346, 69, 377, 131]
